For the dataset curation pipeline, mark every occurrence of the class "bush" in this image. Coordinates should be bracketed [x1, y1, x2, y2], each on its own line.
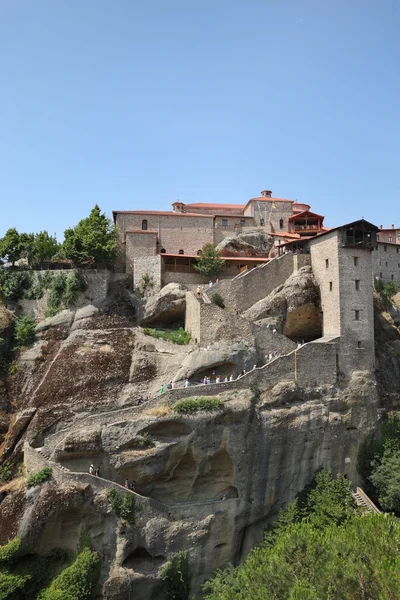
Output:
[173, 397, 223, 415]
[26, 467, 52, 488]
[105, 488, 139, 524]
[0, 462, 13, 484]
[375, 278, 397, 309]
[142, 327, 191, 345]
[193, 243, 224, 277]
[0, 537, 22, 565]
[161, 551, 191, 600]
[14, 316, 36, 347]
[45, 270, 87, 317]
[0, 269, 32, 304]
[38, 548, 100, 600]
[211, 293, 225, 309]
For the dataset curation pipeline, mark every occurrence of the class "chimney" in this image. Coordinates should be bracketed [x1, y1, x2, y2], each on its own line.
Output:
[392, 224, 395, 229]
[380, 225, 383, 229]
[261, 190, 272, 198]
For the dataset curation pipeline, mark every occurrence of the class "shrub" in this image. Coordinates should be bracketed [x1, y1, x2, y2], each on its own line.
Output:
[0, 537, 22, 564]
[14, 316, 36, 347]
[193, 243, 224, 277]
[7, 361, 20, 377]
[38, 547, 100, 600]
[375, 278, 397, 309]
[105, 488, 139, 524]
[0, 269, 32, 304]
[161, 551, 191, 600]
[0, 462, 13, 484]
[173, 397, 223, 415]
[142, 327, 191, 345]
[26, 467, 52, 489]
[45, 270, 87, 317]
[211, 292, 225, 309]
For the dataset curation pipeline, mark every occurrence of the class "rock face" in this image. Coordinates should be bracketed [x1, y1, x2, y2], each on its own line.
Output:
[244, 266, 322, 340]
[216, 229, 274, 257]
[141, 283, 186, 325]
[0, 305, 14, 356]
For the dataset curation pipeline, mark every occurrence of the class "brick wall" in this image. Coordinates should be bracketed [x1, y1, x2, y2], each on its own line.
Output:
[376, 229, 400, 245]
[372, 243, 400, 286]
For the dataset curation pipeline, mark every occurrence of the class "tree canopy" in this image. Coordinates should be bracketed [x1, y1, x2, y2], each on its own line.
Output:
[62, 205, 117, 266]
[193, 243, 224, 278]
[0, 229, 34, 267]
[32, 232, 60, 263]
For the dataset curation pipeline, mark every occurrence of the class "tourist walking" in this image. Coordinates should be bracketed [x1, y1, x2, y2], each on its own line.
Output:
[89, 464, 94, 475]
[159, 384, 164, 394]
[196, 286, 201, 299]
[124, 479, 128, 488]
[184, 378, 190, 388]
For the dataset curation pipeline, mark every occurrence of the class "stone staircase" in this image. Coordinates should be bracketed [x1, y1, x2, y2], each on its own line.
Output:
[352, 487, 381, 515]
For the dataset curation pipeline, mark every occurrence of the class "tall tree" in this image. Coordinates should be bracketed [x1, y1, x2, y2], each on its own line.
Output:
[62, 205, 117, 266]
[0, 229, 33, 267]
[194, 243, 225, 278]
[33, 231, 60, 263]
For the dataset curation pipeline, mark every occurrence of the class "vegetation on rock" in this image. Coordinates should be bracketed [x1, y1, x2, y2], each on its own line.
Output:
[375, 278, 397, 309]
[14, 316, 36, 347]
[45, 270, 87, 317]
[194, 243, 224, 277]
[0, 269, 32, 304]
[161, 551, 191, 600]
[173, 397, 223, 414]
[26, 467, 52, 489]
[105, 488, 139, 524]
[203, 469, 400, 600]
[38, 547, 100, 600]
[142, 326, 191, 345]
[211, 292, 225, 308]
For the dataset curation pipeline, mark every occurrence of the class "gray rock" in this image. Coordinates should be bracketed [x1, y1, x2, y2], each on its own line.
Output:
[216, 228, 273, 256]
[141, 283, 186, 326]
[35, 310, 75, 333]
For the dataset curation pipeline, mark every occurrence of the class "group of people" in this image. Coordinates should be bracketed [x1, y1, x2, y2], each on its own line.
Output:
[159, 381, 174, 395]
[89, 464, 101, 477]
[124, 479, 136, 492]
[265, 349, 280, 361]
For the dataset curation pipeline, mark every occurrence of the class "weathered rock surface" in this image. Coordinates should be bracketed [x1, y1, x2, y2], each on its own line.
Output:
[216, 228, 274, 256]
[141, 283, 186, 325]
[0, 305, 14, 356]
[244, 266, 322, 340]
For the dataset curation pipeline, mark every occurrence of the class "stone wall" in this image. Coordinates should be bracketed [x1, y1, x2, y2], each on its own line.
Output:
[213, 217, 255, 245]
[133, 256, 162, 293]
[162, 271, 210, 287]
[372, 243, 400, 286]
[185, 292, 201, 343]
[310, 232, 341, 337]
[245, 200, 293, 233]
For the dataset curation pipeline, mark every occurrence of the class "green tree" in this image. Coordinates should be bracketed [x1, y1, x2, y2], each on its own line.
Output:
[194, 244, 224, 278]
[33, 232, 60, 263]
[14, 316, 36, 347]
[62, 205, 117, 267]
[161, 551, 191, 600]
[0, 229, 24, 267]
[370, 448, 400, 512]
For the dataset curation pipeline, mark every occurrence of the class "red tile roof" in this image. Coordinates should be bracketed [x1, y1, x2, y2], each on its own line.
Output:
[184, 203, 245, 209]
[288, 210, 325, 220]
[270, 232, 301, 239]
[113, 210, 214, 218]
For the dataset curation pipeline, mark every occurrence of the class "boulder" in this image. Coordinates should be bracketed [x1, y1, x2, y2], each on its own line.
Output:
[216, 228, 273, 257]
[141, 283, 186, 326]
[244, 266, 322, 341]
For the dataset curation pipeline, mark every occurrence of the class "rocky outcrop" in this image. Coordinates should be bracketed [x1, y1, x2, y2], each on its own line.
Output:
[141, 283, 186, 326]
[244, 266, 322, 340]
[0, 305, 14, 356]
[216, 229, 273, 257]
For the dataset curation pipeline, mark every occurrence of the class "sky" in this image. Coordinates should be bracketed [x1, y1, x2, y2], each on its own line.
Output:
[0, 0, 399, 240]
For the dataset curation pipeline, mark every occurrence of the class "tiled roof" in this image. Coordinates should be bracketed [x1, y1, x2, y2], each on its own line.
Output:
[270, 232, 301, 239]
[288, 210, 325, 220]
[184, 203, 245, 209]
[113, 210, 214, 218]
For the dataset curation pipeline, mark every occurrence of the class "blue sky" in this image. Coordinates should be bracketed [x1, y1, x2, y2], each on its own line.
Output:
[1, 0, 399, 239]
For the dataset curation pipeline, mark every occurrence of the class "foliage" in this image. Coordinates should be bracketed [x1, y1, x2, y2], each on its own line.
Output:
[0, 569, 31, 600]
[193, 243, 224, 277]
[173, 397, 223, 415]
[32, 232, 60, 263]
[211, 292, 225, 308]
[203, 514, 400, 600]
[38, 547, 100, 600]
[161, 551, 191, 600]
[0, 229, 34, 267]
[0, 462, 13, 484]
[26, 467, 52, 488]
[0, 537, 22, 565]
[137, 272, 154, 297]
[25, 272, 54, 300]
[370, 448, 400, 512]
[7, 360, 20, 377]
[142, 326, 191, 345]
[62, 205, 117, 267]
[0, 268, 32, 304]
[14, 316, 36, 347]
[45, 270, 87, 317]
[105, 488, 139, 524]
[375, 277, 397, 308]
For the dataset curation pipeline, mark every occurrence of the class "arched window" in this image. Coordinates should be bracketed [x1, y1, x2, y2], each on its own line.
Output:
[197, 250, 202, 255]
[178, 249, 184, 255]
[260, 218, 265, 226]
[279, 219, 284, 229]
[142, 219, 148, 231]
[160, 248, 166, 253]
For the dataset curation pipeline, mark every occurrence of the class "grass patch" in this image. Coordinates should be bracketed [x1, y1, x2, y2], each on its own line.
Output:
[142, 326, 191, 345]
[26, 467, 52, 489]
[211, 292, 225, 309]
[147, 406, 172, 417]
[173, 397, 223, 415]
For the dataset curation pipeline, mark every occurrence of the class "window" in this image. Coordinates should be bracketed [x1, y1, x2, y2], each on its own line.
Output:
[325, 259, 329, 268]
[355, 310, 360, 321]
[178, 249, 184, 254]
[160, 248, 166, 253]
[357, 341, 363, 349]
[141, 219, 148, 231]
[389, 236, 393, 242]
[222, 219, 228, 227]
[397, 232, 400, 241]
[260, 218, 265, 226]
[279, 219, 284, 229]
[355, 280, 360, 291]
[377, 234, 380, 241]
[240, 219, 246, 226]
[392, 274, 394, 280]
[354, 257, 359, 266]
[386, 262, 388, 267]
[380, 272, 383, 278]
[397, 248, 400, 254]
[384, 245, 387, 252]
[329, 282, 333, 291]
[197, 249, 202, 255]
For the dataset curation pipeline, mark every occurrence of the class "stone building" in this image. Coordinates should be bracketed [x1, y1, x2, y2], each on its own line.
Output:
[376, 224, 400, 245]
[113, 189, 326, 289]
[372, 242, 400, 285]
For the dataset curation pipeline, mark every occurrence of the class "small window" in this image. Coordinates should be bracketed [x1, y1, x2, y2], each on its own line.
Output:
[357, 341, 363, 349]
[197, 249, 202, 255]
[178, 249, 184, 254]
[160, 248, 166, 253]
[325, 259, 329, 268]
[397, 233, 400, 240]
[377, 234, 380, 241]
[355, 280, 360, 291]
[397, 247, 400, 253]
[260, 218, 265, 226]
[380, 272, 383, 278]
[384, 245, 387, 252]
[279, 219, 284, 229]
[389, 236, 393, 242]
[222, 219, 228, 227]
[391, 274, 394, 280]
[141, 219, 148, 231]
[386, 262, 388, 267]
[329, 282, 333, 291]
[240, 219, 246, 226]
[355, 310, 360, 321]
[354, 257, 359, 266]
